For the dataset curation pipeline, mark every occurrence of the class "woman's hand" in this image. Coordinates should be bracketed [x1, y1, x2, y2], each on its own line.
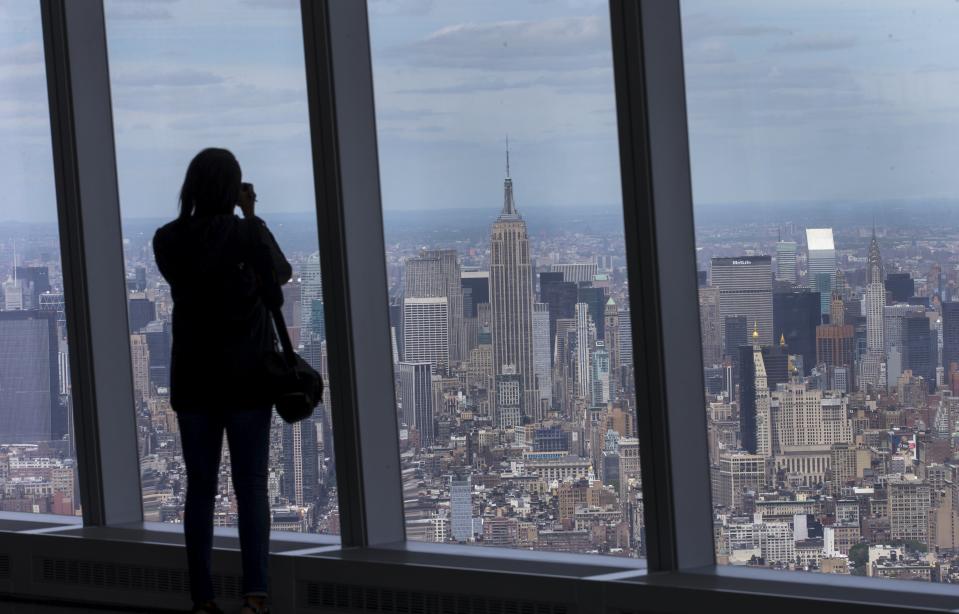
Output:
[239, 182, 256, 218]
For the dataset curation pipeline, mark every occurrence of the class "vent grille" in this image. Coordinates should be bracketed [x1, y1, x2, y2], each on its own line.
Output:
[304, 581, 569, 614]
[0, 554, 10, 579]
[36, 556, 241, 599]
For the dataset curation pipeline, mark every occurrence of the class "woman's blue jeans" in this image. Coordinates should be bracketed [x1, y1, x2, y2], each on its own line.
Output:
[177, 407, 272, 603]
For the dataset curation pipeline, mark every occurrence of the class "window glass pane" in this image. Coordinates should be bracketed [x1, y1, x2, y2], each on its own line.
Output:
[0, 1, 79, 516]
[370, 1, 644, 558]
[684, 0, 959, 578]
[104, 0, 338, 536]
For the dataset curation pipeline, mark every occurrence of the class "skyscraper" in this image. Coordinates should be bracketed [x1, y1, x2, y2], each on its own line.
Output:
[450, 475, 473, 542]
[403, 297, 449, 375]
[699, 287, 721, 367]
[532, 302, 551, 409]
[861, 228, 886, 390]
[406, 249, 465, 363]
[300, 252, 324, 343]
[943, 303, 959, 374]
[489, 153, 538, 419]
[806, 228, 836, 317]
[540, 273, 577, 350]
[396, 361, 434, 447]
[282, 416, 319, 507]
[773, 289, 819, 375]
[885, 273, 914, 303]
[604, 298, 621, 393]
[775, 240, 797, 283]
[711, 256, 773, 347]
[590, 342, 611, 407]
[575, 302, 593, 400]
[0, 311, 61, 442]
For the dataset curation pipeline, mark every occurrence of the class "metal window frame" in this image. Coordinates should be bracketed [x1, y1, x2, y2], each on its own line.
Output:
[40, 0, 142, 526]
[609, 0, 714, 571]
[300, 0, 405, 547]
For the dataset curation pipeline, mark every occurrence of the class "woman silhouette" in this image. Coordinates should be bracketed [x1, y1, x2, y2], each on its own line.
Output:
[153, 148, 291, 614]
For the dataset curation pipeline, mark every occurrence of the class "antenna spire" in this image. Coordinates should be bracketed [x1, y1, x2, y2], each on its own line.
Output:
[505, 134, 510, 178]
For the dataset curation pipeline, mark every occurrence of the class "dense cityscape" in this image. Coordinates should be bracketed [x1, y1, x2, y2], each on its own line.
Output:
[8, 174, 959, 580]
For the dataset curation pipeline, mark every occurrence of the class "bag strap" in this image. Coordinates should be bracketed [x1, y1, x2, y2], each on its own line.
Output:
[269, 305, 298, 366]
[242, 218, 298, 367]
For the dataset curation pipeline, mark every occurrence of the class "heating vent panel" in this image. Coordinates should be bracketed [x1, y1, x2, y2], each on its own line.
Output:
[304, 581, 570, 614]
[36, 556, 242, 600]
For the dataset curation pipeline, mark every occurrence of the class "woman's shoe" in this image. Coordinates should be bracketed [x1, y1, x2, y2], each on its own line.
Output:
[240, 597, 270, 614]
[190, 602, 224, 614]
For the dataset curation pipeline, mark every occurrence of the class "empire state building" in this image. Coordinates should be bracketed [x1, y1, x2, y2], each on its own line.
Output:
[489, 150, 539, 422]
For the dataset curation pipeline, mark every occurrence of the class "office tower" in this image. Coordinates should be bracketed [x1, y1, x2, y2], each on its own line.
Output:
[738, 337, 787, 456]
[942, 302, 959, 373]
[540, 273, 577, 350]
[774, 383, 851, 448]
[716, 452, 766, 510]
[885, 273, 914, 303]
[697, 270, 708, 287]
[618, 309, 633, 368]
[816, 323, 855, 391]
[143, 320, 171, 389]
[590, 343, 611, 407]
[725, 315, 748, 381]
[699, 287, 722, 367]
[549, 262, 597, 284]
[884, 304, 925, 357]
[494, 368, 523, 428]
[806, 228, 836, 317]
[886, 476, 931, 546]
[406, 249, 465, 363]
[605, 298, 621, 393]
[773, 289, 819, 375]
[134, 266, 147, 292]
[577, 285, 607, 339]
[711, 256, 773, 346]
[902, 313, 935, 388]
[861, 229, 887, 390]
[282, 416, 318, 507]
[3, 276, 33, 310]
[396, 362, 434, 446]
[129, 333, 151, 403]
[389, 300, 404, 359]
[750, 333, 771, 458]
[461, 270, 489, 318]
[403, 297, 449, 375]
[575, 303, 593, 400]
[532, 302, 551, 409]
[489, 156, 538, 419]
[775, 240, 797, 283]
[450, 475, 473, 542]
[300, 251, 324, 342]
[0, 311, 61, 442]
[127, 295, 156, 333]
[14, 266, 49, 307]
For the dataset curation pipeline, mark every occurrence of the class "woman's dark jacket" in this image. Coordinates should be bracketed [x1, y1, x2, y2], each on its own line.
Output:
[153, 214, 292, 412]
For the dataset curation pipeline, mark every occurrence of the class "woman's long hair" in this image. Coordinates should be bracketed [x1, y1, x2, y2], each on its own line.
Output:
[178, 148, 242, 221]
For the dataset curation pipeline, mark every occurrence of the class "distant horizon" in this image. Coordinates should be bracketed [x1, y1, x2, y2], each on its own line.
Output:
[6, 196, 959, 226]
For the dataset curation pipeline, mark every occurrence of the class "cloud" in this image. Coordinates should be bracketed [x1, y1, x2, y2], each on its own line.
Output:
[769, 34, 858, 54]
[111, 68, 225, 88]
[0, 42, 42, 66]
[107, 3, 176, 21]
[393, 68, 613, 96]
[390, 16, 610, 71]
[240, 0, 298, 9]
[682, 13, 791, 43]
[369, 0, 435, 17]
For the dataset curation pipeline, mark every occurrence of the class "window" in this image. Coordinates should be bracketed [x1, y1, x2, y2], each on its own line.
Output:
[104, 0, 338, 536]
[684, 0, 959, 579]
[0, 1, 78, 516]
[370, 0, 643, 557]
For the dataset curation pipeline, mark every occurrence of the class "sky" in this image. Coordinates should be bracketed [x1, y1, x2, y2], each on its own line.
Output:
[2, 0, 959, 223]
